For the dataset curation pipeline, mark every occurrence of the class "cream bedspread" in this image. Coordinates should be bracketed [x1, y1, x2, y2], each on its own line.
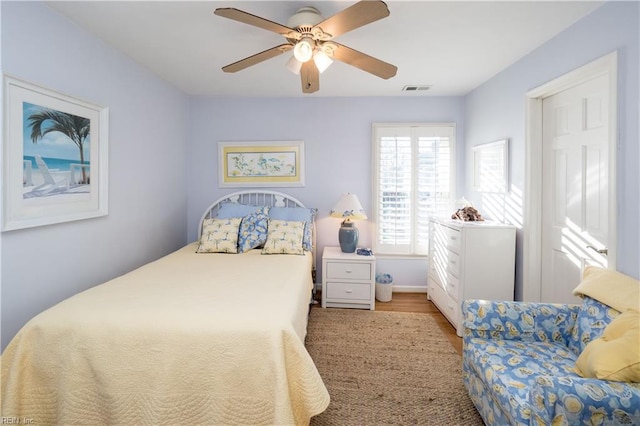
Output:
[1, 243, 329, 425]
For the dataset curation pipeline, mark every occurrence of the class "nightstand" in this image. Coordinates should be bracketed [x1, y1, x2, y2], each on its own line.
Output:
[321, 246, 376, 310]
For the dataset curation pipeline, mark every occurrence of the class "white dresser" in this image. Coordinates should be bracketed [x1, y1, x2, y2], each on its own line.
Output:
[322, 246, 376, 310]
[427, 218, 516, 336]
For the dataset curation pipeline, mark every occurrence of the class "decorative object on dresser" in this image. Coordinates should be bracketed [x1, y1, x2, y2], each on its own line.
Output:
[322, 246, 376, 310]
[330, 193, 367, 253]
[427, 217, 516, 336]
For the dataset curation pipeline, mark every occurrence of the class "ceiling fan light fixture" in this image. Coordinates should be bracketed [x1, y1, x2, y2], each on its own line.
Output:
[313, 50, 333, 74]
[286, 55, 303, 75]
[286, 6, 323, 30]
[293, 37, 315, 63]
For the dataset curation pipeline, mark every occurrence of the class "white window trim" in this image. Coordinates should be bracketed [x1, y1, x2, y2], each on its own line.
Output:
[372, 122, 456, 257]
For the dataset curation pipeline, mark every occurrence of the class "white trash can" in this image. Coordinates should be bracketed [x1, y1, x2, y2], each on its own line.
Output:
[375, 273, 393, 302]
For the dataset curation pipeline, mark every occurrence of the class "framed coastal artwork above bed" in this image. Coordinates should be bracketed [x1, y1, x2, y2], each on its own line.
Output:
[218, 141, 305, 188]
[2, 75, 109, 231]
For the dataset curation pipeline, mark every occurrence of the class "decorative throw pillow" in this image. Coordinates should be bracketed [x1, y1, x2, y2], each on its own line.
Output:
[216, 203, 264, 219]
[197, 217, 242, 253]
[574, 309, 640, 382]
[567, 296, 617, 356]
[238, 207, 269, 253]
[268, 206, 316, 251]
[261, 219, 305, 255]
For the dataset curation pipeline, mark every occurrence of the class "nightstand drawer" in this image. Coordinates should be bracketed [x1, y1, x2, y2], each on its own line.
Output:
[326, 281, 371, 301]
[326, 262, 371, 281]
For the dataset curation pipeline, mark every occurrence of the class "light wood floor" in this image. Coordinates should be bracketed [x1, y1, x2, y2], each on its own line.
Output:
[313, 292, 462, 355]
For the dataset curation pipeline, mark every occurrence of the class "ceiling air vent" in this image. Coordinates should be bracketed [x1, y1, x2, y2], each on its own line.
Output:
[402, 85, 431, 92]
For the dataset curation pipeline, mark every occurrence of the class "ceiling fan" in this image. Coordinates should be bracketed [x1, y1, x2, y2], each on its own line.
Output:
[214, 0, 398, 94]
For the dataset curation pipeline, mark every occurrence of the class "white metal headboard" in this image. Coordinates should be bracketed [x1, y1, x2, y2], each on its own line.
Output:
[198, 190, 317, 276]
[198, 190, 308, 235]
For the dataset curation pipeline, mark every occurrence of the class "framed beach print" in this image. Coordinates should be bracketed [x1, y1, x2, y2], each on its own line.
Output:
[218, 141, 305, 187]
[472, 139, 509, 193]
[2, 75, 109, 231]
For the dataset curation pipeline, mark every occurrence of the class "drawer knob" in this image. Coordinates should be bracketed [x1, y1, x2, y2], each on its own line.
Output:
[345, 270, 352, 273]
[345, 289, 353, 293]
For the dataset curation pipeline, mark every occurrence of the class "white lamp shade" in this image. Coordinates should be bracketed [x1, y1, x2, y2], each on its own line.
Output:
[293, 37, 314, 63]
[330, 193, 367, 220]
[286, 56, 302, 75]
[313, 50, 333, 73]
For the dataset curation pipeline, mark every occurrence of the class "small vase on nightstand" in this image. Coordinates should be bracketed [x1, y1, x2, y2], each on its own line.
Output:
[338, 221, 358, 253]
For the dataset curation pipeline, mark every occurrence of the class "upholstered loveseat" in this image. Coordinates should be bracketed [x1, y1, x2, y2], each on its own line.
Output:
[462, 267, 640, 425]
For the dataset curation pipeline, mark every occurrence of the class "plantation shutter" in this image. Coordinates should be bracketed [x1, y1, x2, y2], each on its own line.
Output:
[375, 126, 413, 254]
[373, 124, 454, 256]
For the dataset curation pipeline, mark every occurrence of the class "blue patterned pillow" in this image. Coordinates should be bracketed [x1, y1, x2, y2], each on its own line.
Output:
[238, 207, 269, 253]
[217, 203, 263, 219]
[567, 296, 619, 356]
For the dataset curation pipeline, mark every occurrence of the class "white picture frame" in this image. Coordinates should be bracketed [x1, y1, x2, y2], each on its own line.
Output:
[218, 141, 305, 188]
[2, 75, 109, 231]
[472, 139, 509, 193]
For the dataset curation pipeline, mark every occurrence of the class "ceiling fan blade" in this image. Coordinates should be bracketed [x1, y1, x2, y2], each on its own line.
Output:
[222, 44, 292, 73]
[214, 8, 294, 36]
[314, 0, 390, 39]
[331, 42, 397, 79]
[300, 62, 319, 93]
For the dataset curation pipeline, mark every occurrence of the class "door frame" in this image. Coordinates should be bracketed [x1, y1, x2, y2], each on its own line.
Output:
[522, 51, 618, 302]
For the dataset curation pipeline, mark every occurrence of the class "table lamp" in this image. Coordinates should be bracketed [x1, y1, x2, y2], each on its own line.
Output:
[330, 193, 367, 253]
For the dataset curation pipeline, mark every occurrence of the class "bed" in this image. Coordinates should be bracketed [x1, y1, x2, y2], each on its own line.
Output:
[1, 191, 330, 425]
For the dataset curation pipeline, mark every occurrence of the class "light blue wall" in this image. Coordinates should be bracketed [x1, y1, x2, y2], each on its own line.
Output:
[1, 2, 189, 350]
[463, 1, 640, 299]
[186, 96, 465, 286]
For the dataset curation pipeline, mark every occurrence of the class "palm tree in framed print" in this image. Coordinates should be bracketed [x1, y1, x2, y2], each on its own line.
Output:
[28, 107, 90, 185]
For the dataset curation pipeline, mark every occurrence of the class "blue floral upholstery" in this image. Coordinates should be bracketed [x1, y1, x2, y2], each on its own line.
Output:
[462, 298, 640, 425]
[567, 296, 620, 356]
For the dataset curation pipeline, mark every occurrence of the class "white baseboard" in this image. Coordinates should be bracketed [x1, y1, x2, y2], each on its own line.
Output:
[391, 285, 428, 294]
[314, 283, 428, 294]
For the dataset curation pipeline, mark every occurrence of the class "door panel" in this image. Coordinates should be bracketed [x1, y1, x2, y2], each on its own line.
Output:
[541, 74, 609, 303]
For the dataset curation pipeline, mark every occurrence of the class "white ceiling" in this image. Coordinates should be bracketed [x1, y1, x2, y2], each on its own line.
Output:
[48, 1, 604, 97]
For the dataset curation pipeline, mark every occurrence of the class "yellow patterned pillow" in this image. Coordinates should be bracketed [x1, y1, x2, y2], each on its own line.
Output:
[197, 217, 242, 253]
[574, 309, 640, 382]
[262, 219, 305, 255]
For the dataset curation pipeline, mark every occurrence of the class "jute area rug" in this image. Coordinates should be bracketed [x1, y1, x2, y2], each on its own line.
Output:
[306, 308, 484, 426]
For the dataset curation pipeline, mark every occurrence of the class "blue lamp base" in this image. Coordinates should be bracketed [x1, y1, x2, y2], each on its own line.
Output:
[338, 221, 359, 253]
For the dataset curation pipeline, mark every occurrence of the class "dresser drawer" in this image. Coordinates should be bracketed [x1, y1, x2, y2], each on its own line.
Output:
[428, 278, 460, 329]
[445, 273, 460, 301]
[446, 251, 460, 277]
[442, 225, 461, 252]
[326, 281, 371, 301]
[326, 262, 371, 281]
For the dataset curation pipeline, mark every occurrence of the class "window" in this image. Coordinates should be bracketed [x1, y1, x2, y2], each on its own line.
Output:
[372, 124, 455, 256]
